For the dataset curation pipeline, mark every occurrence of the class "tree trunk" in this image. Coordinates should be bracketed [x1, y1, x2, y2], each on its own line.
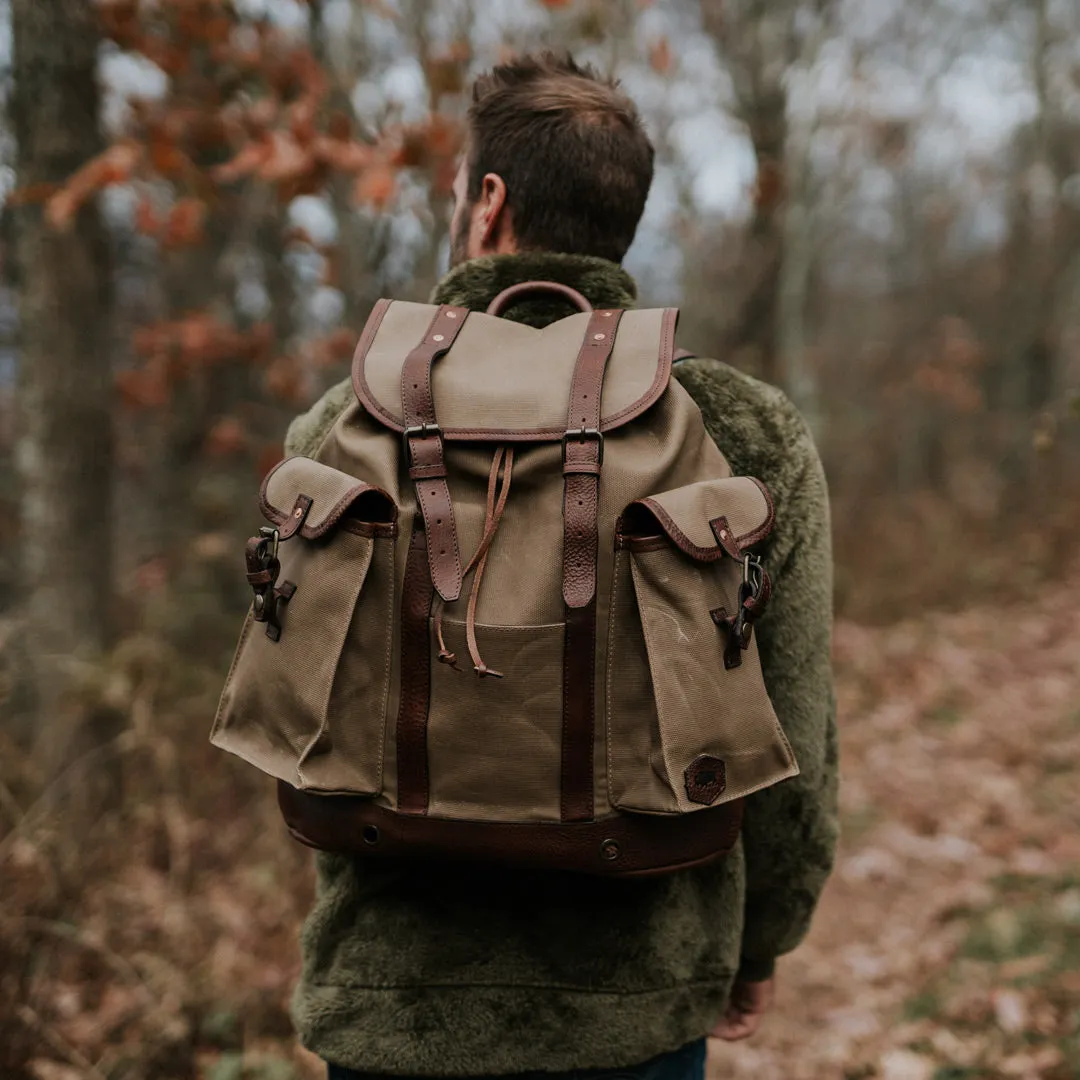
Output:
[11, 0, 113, 748]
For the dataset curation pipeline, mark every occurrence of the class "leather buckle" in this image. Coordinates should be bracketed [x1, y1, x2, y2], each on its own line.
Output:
[403, 422, 442, 464]
[561, 426, 604, 466]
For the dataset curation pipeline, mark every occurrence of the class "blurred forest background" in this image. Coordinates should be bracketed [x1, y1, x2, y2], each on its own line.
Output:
[0, 0, 1078, 1078]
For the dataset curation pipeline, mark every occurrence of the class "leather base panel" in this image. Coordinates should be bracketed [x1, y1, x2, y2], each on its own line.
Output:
[277, 781, 744, 878]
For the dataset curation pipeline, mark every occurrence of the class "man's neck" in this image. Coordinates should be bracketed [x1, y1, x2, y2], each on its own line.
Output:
[430, 251, 638, 327]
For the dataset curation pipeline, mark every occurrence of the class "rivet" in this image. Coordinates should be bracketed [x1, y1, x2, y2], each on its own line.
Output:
[446, 311, 457, 319]
[294, 506, 304, 518]
[593, 333, 606, 341]
[362, 825, 380, 846]
[600, 839, 620, 861]
[601, 311, 613, 317]
[433, 334, 445, 342]
[720, 529, 728, 539]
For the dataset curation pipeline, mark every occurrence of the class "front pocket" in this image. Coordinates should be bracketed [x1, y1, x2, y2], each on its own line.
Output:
[607, 477, 798, 814]
[211, 457, 397, 793]
[426, 619, 565, 822]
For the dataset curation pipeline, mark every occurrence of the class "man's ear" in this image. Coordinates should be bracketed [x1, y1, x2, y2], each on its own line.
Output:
[477, 172, 510, 251]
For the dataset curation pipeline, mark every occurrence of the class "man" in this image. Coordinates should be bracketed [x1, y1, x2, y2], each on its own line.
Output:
[285, 52, 838, 1080]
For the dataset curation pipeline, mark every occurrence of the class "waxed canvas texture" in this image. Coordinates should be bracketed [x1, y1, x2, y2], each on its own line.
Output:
[212, 300, 798, 827]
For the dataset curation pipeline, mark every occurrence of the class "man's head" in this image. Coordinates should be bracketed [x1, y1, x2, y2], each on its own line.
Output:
[448, 52, 655, 267]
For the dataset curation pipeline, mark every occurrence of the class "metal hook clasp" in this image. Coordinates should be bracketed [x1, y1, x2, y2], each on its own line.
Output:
[259, 526, 280, 563]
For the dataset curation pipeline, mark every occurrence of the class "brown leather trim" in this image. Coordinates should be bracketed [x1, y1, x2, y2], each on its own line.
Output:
[614, 533, 667, 553]
[341, 520, 397, 540]
[709, 516, 743, 560]
[400, 305, 469, 603]
[486, 280, 593, 318]
[259, 462, 398, 540]
[395, 523, 435, 815]
[352, 303, 676, 442]
[561, 601, 597, 822]
[276, 494, 313, 540]
[350, 298, 393, 409]
[277, 782, 744, 878]
[600, 307, 677, 430]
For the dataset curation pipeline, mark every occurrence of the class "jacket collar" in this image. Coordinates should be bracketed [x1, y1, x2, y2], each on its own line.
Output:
[429, 252, 638, 328]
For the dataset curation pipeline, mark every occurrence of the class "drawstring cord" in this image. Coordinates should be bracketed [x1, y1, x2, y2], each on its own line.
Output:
[433, 446, 515, 677]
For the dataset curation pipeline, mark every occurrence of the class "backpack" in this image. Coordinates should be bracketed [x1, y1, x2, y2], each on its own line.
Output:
[211, 282, 798, 877]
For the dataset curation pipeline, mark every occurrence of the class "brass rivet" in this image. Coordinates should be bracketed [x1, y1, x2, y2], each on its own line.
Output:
[720, 529, 727, 539]
[593, 333, 605, 341]
[600, 839, 620, 861]
[601, 311, 613, 317]
[446, 311, 457, 319]
[294, 507, 304, 518]
[433, 334, 445, 342]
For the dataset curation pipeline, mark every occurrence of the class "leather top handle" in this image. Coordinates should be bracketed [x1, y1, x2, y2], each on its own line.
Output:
[486, 281, 593, 318]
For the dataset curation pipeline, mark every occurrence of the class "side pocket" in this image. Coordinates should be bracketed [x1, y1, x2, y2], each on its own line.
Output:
[211, 457, 397, 794]
[607, 476, 798, 814]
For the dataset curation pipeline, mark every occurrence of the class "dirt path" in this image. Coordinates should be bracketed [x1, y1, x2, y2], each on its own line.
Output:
[710, 569, 1080, 1080]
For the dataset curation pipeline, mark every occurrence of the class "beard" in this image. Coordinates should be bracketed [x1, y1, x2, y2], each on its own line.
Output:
[448, 204, 472, 268]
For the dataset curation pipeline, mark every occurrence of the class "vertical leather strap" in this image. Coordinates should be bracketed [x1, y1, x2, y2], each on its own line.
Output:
[560, 309, 623, 822]
[396, 522, 435, 815]
[401, 305, 468, 603]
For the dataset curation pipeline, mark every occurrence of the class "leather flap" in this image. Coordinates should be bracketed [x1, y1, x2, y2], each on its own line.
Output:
[352, 300, 678, 441]
[259, 456, 396, 539]
[624, 477, 774, 562]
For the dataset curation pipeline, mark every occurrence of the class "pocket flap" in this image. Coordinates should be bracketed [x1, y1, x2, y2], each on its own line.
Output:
[624, 477, 773, 562]
[259, 456, 396, 539]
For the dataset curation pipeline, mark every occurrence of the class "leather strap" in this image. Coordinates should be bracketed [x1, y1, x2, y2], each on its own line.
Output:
[401, 305, 468, 603]
[562, 310, 623, 608]
[559, 309, 622, 823]
[562, 601, 598, 821]
[395, 523, 436, 815]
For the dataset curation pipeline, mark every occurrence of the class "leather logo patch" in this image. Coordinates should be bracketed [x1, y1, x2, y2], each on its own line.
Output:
[684, 755, 727, 805]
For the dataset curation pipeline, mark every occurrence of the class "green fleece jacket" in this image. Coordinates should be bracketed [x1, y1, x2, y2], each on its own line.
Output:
[283, 253, 839, 1075]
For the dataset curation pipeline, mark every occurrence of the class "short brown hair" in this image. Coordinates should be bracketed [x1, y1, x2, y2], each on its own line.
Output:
[466, 52, 654, 263]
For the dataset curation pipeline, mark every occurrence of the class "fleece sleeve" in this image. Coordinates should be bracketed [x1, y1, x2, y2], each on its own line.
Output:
[283, 376, 354, 458]
[674, 359, 840, 980]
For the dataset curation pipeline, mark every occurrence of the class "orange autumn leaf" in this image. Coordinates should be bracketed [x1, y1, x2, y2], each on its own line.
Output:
[204, 416, 249, 458]
[162, 198, 207, 248]
[648, 37, 673, 75]
[134, 197, 160, 236]
[213, 136, 274, 184]
[46, 141, 142, 230]
[257, 132, 315, 182]
[354, 163, 397, 209]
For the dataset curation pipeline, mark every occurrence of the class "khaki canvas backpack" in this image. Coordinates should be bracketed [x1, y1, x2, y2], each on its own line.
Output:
[211, 282, 798, 876]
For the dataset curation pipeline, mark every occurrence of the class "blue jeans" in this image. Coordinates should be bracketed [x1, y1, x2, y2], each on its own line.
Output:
[327, 1039, 707, 1080]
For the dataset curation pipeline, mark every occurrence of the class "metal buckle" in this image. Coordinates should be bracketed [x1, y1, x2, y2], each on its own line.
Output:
[561, 426, 604, 465]
[402, 422, 442, 464]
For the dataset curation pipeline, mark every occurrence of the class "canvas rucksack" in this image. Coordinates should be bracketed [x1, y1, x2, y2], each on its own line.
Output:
[211, 281, 798, 877]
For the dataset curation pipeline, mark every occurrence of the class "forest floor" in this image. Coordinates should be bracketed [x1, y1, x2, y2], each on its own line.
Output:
[4, 566, 1079, 1080]
[711, 566, 1080, 1080]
